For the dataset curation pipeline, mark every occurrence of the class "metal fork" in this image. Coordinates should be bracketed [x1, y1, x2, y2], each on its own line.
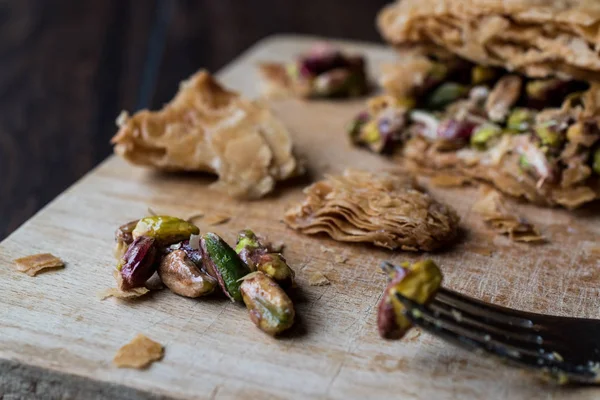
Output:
[392, 280, 600, 384]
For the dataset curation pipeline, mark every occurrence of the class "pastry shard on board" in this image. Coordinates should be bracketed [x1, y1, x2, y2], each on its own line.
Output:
[348, 0, 600, 209]
[111, 70, 302, 199]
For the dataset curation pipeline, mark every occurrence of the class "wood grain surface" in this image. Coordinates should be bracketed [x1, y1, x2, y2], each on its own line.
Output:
[2, 36, 600, 400]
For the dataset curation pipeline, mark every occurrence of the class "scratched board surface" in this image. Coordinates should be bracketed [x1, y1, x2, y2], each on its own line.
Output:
[1, 35, 600, 400]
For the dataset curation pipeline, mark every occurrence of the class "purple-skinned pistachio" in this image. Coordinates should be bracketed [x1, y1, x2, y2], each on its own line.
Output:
[119, 236, 158, 290]
[436, 119, 477, 141]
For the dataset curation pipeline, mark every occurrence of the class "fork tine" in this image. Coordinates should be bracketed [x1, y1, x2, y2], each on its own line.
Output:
[429, 299, 544, 349]
[437, 288, 534, 329]
[395, 293, 597, 383]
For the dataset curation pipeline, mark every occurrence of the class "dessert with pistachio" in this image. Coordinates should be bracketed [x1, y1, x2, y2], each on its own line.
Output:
[259, 43, 369, 99]
[351, 0, 600, 209]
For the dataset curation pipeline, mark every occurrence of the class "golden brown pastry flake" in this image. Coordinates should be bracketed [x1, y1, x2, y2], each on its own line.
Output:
[111, 70, 301, 199]
[284, 169, 460, 251]
[472, 189, 545, 243]
[12, 253, 64, 276]
[378, 0, 600, 81]
[113, 334, 164, 369]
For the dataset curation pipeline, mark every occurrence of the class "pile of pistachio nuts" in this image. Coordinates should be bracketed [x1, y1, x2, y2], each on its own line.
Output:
[114, 216, 296, 336]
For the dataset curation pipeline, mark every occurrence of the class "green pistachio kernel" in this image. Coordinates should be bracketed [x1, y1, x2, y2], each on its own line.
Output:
[425, 82, 469, 110]
[285, 62, 300, 79]
[507, 108, 535, 132]
[360, 120, 381, 144]
[429, 62, 448, 81]
[201, 232, 251, 302]
[132, 216, 200, 247]
[471, 65, 497, 84]
[534, 122, 564, 147]
[396, 96, 416, 110]
[470, 123, 502, 149]
[519, 155, 530, 170]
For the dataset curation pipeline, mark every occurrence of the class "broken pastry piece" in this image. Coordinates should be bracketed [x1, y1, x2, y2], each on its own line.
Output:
[349, 1, 600, 208]
[259, 43, 369, 99]
[111, 70, 302, 199]
[113, 334, 164, 369]
[472, 189, 544, 243]
[284, 169, 460, 251]
[13, 253, 64, 276]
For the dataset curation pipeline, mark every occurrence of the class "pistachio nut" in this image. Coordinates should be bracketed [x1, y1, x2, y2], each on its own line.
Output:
[471, 65, 497, 85]
[470, 123, 502, 149]
[428, 62, 448, 83]
[562, 91, 585, 109]
[534, 122, 563, 147]
[507, 108, 535, 132]
[313, 68, 366, 98]
[377, 260, 443, 340]
[396, 96, 416, 110]
[348, 112, 370, 143]
[526, 79, 562, 100]
[165, 239, 203, 266]
[425, 82, 468, 110]
[377, 264, 410, 340]
[114, 220, 139, 259]
[115, 220, 139, 246]
[201, 232, 251, 302]
[485, 75, 522, 122]
[119, 236, 158, 290]
[159, 250, 216, 298]
[235, 229, 263, 269]
[437, 119, 477, 141]
[235, 229, 295, 288]
[240, 271, 295, 336]
[132, 216, 200, 247]
[518, 155, 530, 170]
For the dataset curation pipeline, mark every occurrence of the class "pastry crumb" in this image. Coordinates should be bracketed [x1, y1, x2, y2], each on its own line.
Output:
[334, 254, 348, 264]
[205, 213, 231, 226]
[113, 334, 164, 369]
[320, 246, 333, 254]
[98, 287, 150, 300]
[473, 189, 544, 243]
[308, 271, 331, 286]
[13, 253, 64, 276]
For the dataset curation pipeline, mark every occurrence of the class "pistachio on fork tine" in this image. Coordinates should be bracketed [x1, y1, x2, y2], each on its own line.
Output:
[394, 289, 600, 385]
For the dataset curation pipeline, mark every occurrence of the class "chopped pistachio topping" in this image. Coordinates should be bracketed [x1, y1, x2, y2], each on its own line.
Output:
[426, 82, 468, 110]
[470, 124, 502, 149]
[534, 123, 563, 147]
[471, 65, 497, 84]
[507, 108, 535, 132]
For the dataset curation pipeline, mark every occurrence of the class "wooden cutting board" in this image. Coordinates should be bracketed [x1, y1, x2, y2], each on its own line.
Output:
[2, 35, 600, 400]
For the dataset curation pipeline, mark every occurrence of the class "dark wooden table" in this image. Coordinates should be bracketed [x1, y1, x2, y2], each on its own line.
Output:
[0, 0, 388, 240]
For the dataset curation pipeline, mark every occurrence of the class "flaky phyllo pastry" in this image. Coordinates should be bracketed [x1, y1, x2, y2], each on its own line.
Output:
[378, 0, 600, 80]
[111, 71, 302, 199]
[284, 169, 460, 251]
[349, 0, 600, 208]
